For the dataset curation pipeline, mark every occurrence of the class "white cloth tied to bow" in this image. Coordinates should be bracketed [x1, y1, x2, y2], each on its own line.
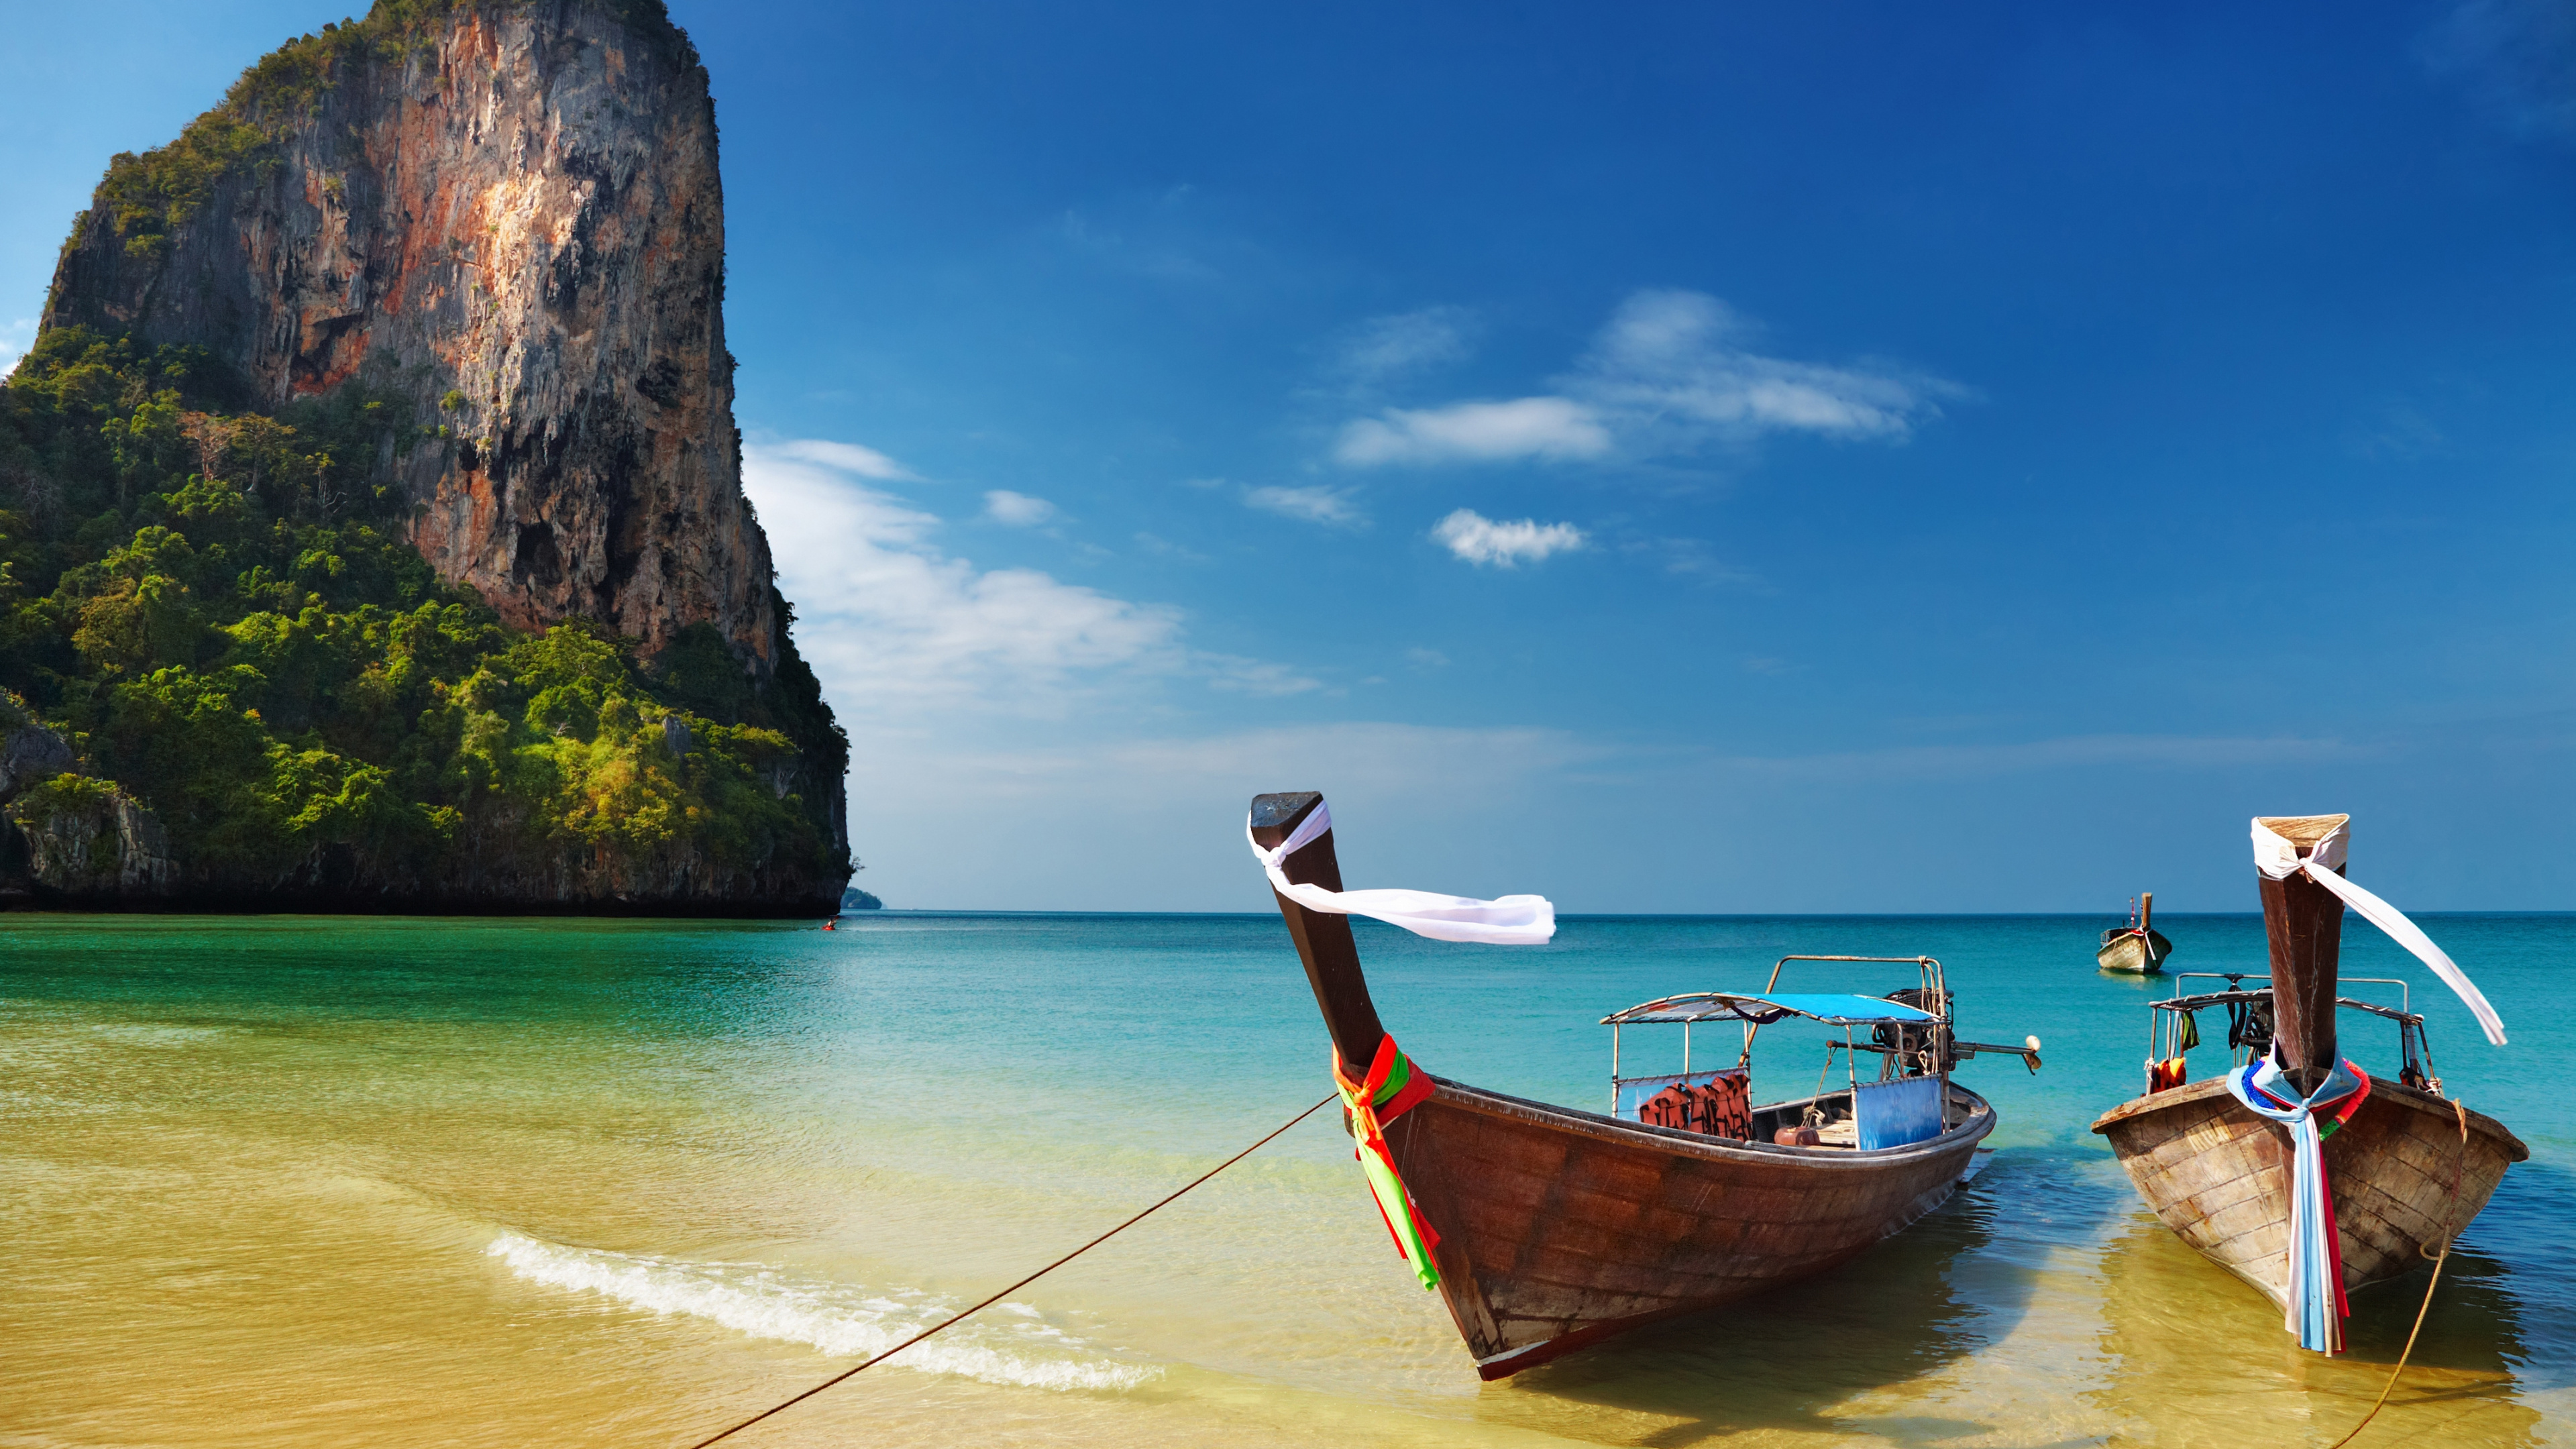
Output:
[1246, 802, 1556, 945]
[2252, 816, 2505, 1046]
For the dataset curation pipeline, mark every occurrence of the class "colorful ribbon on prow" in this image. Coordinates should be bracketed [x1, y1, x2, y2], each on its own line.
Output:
[1332, 1035, 1442, 1289]
[2225, 1051, 2373, 1352]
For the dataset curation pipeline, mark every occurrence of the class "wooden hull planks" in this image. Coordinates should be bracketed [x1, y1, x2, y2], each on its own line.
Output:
[1396, 1076, 1994, 1378]
[2090, 1075, 2525, 1311]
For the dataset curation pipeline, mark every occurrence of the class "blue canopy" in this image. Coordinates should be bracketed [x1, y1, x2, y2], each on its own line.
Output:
[1601, 992, 1941, 1028]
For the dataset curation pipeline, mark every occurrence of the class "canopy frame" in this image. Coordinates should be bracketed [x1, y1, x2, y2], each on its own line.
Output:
[1603, 956, 1955, 1118]
[2144, 970, 2438, 1091]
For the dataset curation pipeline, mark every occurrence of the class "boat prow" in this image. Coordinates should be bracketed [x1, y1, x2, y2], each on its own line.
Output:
[2096, 928, 2172, 974]
[2092, 1073, 2525, 1309]
[1395, 1073, 1996, 1377]
[2096, 891, 2171, 973]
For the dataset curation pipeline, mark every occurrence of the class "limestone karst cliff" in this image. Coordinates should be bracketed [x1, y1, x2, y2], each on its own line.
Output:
[0, 0, 851, 914]
[44, 0, 766, 663]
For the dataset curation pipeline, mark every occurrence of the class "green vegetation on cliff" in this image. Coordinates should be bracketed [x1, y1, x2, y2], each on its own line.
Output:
[0, 326, 847, 898]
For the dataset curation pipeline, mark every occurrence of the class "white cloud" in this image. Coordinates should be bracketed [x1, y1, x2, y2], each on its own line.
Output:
[1336, 396, 1612, 466]
[1432, 508, 1587, 568]
[982, 489, 1059, 526]
[1578, 289, 1946, 444]
[744, 441, 1185, 713]
[0, 318, 36, 379]
[1331, 290, 1954, 468]
[1242, 483, 1366, 527]
[769, 438, 919, 480]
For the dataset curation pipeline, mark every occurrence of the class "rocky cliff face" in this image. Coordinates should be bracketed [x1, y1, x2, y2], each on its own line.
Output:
[6, 0, 852, 915]
[44, 0, 771, 665]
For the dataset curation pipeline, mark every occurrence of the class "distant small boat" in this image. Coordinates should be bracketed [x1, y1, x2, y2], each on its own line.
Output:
[2096, 891, 2172, 973]
[1250, 790, 2042, 1378]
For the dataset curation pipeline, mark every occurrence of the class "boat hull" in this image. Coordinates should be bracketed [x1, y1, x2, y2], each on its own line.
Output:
[1389, 1076, 1993, 1378]
[2090, 1075, 2525, 1312]
[2096, 928, 2171, 973]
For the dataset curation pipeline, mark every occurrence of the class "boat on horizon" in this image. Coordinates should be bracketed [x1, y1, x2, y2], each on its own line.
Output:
[2090, 814, 2524, 1354]
[1249, 790, 2042, 1379]
[2096, 891, 2172, 973]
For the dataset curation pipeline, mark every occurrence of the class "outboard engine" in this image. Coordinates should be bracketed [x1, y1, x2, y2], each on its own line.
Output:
[1877, 987, 1957, 1075]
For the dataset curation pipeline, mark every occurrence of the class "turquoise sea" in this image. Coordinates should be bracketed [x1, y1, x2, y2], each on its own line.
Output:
[3, 910, 2569, 1446]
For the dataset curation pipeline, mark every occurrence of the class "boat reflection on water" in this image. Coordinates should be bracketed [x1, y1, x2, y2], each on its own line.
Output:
[1463, 1172, 2014, 1444]
[2087, 1211, 2540, 1448]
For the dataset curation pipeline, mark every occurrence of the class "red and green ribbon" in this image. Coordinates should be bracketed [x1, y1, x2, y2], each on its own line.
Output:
[1332, 1035, 1442, 1290]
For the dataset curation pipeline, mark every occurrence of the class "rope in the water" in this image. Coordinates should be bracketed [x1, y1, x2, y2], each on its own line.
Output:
[680, 1093, 1337, 1449]
[2326, 1097, 2473, 1449]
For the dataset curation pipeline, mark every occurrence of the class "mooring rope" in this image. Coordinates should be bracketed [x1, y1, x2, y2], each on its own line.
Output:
[680, 1093, 1336, 1449]
[2325, 1097, 2473, 1449]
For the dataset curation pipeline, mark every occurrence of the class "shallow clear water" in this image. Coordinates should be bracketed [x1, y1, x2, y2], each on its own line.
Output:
[2, 911, 2569, 1447]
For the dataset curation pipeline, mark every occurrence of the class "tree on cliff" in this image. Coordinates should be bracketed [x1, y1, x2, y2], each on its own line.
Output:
[0, 0, 851, 912]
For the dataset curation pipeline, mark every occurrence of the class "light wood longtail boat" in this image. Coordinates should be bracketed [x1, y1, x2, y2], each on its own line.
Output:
[1252, 791, 2041, 1378]
[2091, 814, 2524, 1346]
[2096, 891, 2172, 973]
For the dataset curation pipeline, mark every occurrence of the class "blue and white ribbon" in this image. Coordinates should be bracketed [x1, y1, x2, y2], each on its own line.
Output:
[2227, 1051, 2367, 1352]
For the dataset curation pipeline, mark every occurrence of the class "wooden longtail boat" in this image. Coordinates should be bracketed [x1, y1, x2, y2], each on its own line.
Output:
[2096, 891, 2172, 974]
[1251, 791, 2041, 1379]
[2090, 814, 2524, 1349]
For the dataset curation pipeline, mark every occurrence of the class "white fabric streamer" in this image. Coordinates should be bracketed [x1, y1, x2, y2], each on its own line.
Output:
[1246, 802, 1556, 945]
[2252, 816, 2506, 1046]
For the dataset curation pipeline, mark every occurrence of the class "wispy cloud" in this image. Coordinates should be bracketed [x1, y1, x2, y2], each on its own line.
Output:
[1333, 306, 1476, 384]
[1242, 483, 1366, 527]
[1582, 290, 1949, 443]
[749, 441, 1329, 716]
[1055, 210, 1218, 282]
[745, 441, 1183, 713]
[2345, 401, 2445, 462]
[2423, 0, 2576, 142]
[1333, 289, 1955, 468]
[1627, 536, 1762, 586]
[982, 489, 1060, 526]
[1049, 186, 1271, 285]
[769, 438, 920, 481]
[1336, 396, 1613, 466]
[1432, 508, 1587, 567]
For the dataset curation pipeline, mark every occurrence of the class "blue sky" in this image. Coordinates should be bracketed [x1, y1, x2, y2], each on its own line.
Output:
[5, 1, 2573, 912]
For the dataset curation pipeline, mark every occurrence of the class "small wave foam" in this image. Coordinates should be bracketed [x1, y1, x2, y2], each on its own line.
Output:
[486, 1232, 1158, 1392]
[87, 1024, 228, 1046]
